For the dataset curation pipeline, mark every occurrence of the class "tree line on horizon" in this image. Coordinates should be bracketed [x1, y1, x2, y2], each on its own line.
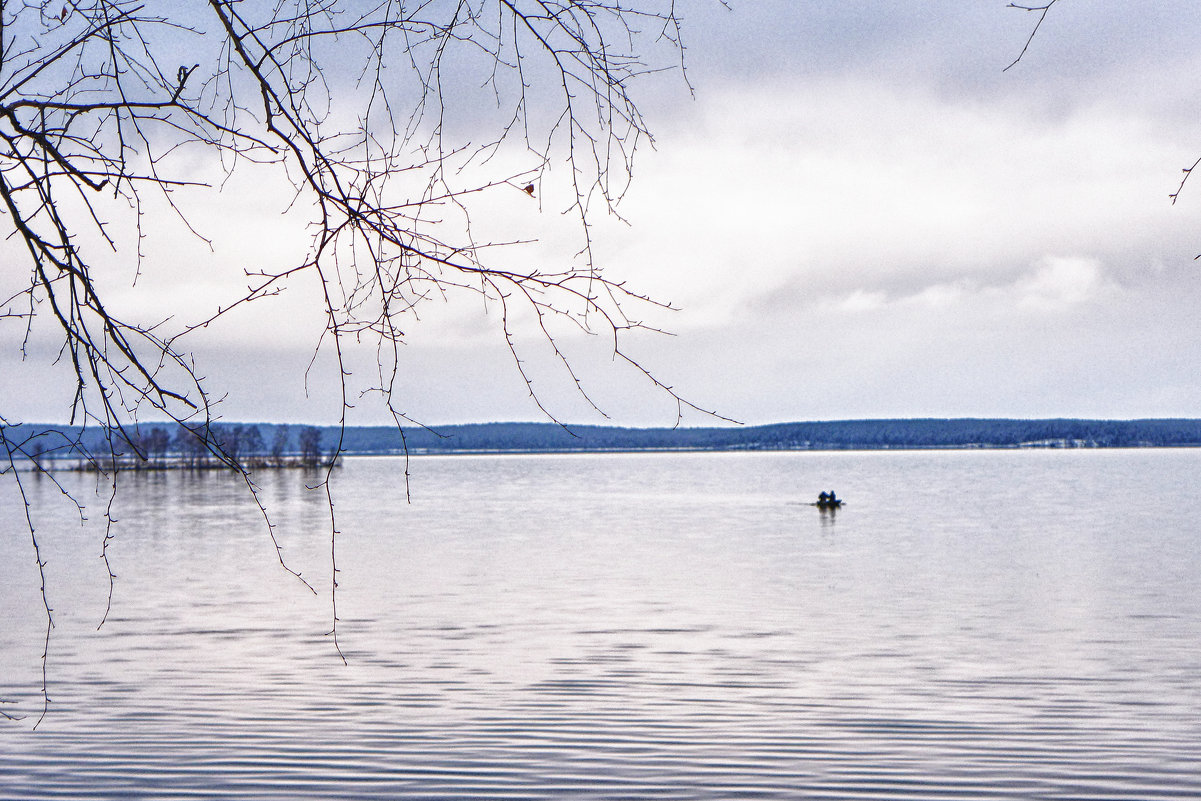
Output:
[12, 418, 1201, 466]
[338, 418, 1201, 452]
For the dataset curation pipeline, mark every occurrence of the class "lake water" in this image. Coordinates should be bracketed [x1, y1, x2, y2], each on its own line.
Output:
[2, 449, 1200, 799]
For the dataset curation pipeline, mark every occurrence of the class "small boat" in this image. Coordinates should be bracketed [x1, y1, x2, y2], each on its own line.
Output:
[811, 492, 843, 509]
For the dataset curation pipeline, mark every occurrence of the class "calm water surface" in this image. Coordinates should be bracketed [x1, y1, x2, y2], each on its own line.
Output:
[2, 450, 1200, 799]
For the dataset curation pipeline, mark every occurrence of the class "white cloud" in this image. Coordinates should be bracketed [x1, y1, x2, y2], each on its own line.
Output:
[597, 70, 1194, 324]
[820, 256, 1118, 318]
[834, 290, 888, 313]
[1015, 256, 1114, 311]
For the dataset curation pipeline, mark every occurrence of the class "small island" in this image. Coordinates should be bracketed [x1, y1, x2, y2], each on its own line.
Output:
[12, 424, 337, 472]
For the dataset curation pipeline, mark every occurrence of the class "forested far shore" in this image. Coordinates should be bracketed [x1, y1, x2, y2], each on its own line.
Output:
[7, 419, 1201, 468]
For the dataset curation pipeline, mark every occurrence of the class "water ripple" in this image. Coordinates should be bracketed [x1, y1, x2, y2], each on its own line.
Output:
[4, 452, 1201, 798]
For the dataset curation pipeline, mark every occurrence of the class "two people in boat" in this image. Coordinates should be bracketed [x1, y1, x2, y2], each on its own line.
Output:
[817, 490, 839, 506]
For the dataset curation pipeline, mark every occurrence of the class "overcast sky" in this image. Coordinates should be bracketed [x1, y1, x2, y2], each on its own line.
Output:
[586, 0, 1201, 427]
[5, 1, 1201, 428]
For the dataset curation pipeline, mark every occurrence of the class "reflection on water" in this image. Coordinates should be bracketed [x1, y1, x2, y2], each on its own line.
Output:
[2, 450, 1201, 799]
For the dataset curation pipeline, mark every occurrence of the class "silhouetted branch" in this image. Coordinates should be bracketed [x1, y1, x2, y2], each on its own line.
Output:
[1, 0, 718, 723]
[1170, 155, 1201, 206]
[1003, 1, 1060, 72]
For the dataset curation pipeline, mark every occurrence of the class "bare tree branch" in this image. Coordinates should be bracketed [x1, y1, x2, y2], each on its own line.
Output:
[1003, 1, 1060, 72]
[1, 0, 723, 724]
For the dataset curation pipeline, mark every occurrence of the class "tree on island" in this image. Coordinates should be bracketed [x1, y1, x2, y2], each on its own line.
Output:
[0, 0, 721, 725]
[270, 424, 291, 466]
[297, 426, 323, 468]
[241, 426, 266, 465]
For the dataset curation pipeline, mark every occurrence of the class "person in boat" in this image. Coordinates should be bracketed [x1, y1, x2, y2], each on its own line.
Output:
[816, 490, 839, 507]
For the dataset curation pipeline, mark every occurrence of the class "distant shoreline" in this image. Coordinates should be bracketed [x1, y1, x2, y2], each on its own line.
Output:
[8, 419, 1201, 467]
[373, 442, 1201, 456]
